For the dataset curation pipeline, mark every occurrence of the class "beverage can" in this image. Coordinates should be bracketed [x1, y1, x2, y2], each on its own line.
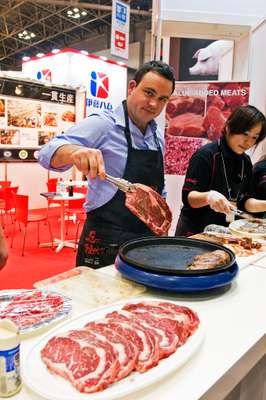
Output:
[0, 319, 21, 397]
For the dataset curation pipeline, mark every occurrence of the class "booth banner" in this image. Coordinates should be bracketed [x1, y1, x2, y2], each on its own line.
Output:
[0, 77, 76, 162]
[164, 81, 250, 175]
[110, 0, 130, 59]
[22, 49, 127, 117]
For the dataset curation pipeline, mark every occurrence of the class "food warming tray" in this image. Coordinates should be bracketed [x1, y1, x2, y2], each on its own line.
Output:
[118, 237, 235, 276]
[115, 257, 239, 293]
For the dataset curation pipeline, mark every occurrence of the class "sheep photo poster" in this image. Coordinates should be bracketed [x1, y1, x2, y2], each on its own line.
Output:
[164, 81, 250, 175]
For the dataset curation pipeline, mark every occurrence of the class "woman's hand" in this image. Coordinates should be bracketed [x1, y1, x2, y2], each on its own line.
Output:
[207, 190, 233, 214]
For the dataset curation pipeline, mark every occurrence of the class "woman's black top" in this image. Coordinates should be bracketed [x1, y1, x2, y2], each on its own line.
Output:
[175, 136, 253, 236]
[252, 159, 266, 200]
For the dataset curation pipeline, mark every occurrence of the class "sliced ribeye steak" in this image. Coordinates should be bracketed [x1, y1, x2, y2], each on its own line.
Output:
[125, 184, 172, 236]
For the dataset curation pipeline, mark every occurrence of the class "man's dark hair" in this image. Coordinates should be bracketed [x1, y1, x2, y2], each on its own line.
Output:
[133, 60, 176, 93]
[223, 104, 266, 144]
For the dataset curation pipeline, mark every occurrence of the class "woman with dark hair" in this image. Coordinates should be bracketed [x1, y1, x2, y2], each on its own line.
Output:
[175, 105, 266, 236]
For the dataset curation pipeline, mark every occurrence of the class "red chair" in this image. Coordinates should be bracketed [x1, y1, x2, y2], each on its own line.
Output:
[45, 178, 61, 214]
[46, 178, 58, 192]
[0, 181, 11, 190]
[0, 186, 19, 228]
[10, 194, 54, 256]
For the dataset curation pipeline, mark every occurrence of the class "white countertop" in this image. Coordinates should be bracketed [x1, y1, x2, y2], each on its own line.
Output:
[7, 258, 266, 400]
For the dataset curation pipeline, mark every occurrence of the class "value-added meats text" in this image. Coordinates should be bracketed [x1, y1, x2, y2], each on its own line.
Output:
[40, 301, 200, 393]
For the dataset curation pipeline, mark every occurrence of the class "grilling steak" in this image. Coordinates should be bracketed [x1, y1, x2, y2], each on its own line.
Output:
[187, 250, 230, 270]
[125, 184, 172, 236]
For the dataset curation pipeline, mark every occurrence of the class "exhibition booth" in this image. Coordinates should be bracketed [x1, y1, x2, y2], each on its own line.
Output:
[0, 2, 266, 399]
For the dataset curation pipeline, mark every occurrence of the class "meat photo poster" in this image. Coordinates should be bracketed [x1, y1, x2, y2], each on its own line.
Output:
[164, 81, 250, 175]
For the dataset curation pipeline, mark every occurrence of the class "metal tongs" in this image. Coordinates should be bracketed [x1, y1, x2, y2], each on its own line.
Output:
[105, 174, 137, 193]
[232, 209, 262, 222]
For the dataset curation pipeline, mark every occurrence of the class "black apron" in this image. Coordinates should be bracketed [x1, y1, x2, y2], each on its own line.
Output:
[76, 101, 164, 268]
[175, 140, 247, 236]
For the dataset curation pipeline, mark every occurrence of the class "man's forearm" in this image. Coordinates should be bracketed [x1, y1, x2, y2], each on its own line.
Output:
[51, 144, 84, 168]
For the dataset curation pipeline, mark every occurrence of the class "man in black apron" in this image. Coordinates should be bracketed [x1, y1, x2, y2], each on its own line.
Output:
[39, 61, 175, 267]
[77, 100, 165, 267]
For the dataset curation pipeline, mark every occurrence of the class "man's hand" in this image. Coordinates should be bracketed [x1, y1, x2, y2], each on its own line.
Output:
[70, 148, 105, 179]
[207, 190, 233, 214]
[0, 227, 8, 269]
[51, 145, 106, 179]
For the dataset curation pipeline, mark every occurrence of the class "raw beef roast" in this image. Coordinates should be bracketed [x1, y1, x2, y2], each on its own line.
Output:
[125, 184, 172, 236]
[40, 301, 200, 393]
[203, 105, 226, 140]
[167, 113, 205, 137]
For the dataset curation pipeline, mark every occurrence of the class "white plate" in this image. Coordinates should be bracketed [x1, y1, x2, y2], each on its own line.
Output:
[229, 219, 266, 239]
[22, 298, 204, 400]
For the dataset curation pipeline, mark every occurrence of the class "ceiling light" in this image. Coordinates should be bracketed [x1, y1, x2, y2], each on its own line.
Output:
[51, 49, 60, 54]
[117, 61, 126, 66]
[36, 53, 45, 58]
[100, 56, 107, 61]
[22, 56, 30, 61]
[17, 30, 36, 40]
[66, 7, 87, 19]
[80, 50, 88, 56]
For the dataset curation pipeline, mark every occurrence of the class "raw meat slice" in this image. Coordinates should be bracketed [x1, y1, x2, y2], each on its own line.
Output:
[106, 310, 161, 371]
[41, 329, 118, 393]
[98, 319, 153, 372]
[123, 302, 199, 336]
[85, 321, 139, 380]
[107, 309, 178, 359]
[0, 290, 65, 328]
[125, 184, 172, 236]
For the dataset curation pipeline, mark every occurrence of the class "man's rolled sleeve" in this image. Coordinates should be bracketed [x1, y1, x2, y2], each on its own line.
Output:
[38, 139, 73, 171]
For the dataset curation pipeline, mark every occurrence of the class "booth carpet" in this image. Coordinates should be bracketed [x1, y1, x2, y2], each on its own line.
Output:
[0, 210, 77, 289]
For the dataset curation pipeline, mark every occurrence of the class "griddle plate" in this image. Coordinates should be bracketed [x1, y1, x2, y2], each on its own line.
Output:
[119, 237, 235, 276]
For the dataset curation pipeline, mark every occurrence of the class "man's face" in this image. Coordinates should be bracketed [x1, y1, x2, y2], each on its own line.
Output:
[127, 71, 173, 132]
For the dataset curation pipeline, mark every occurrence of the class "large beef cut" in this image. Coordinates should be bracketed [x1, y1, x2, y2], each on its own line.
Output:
[203, 105, 226, 140]
[41, 329, 120, 393]
[125, 184, 172, 236]
[167, 113, 205, 137]
[40, 300, 200, 394]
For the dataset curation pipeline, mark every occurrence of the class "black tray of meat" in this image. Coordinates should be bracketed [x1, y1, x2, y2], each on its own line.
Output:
[118, 236, 236, 276]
